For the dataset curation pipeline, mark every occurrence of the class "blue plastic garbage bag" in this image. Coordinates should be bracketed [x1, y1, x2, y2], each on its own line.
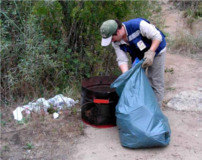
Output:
[110, 60, 171, 149]
[132, 57, 140, 67]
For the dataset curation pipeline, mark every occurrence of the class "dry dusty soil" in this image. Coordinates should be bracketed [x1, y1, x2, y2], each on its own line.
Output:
[71, 2, 202, 160]
[1, 1, 202, 160]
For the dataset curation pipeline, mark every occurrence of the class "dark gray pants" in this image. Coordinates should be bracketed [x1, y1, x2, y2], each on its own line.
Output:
[147, 48, 166, 107]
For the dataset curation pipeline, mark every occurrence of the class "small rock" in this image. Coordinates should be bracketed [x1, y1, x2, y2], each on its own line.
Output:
[167, 90, 202, 111]
[197, 88, 202, 92]
[27, 150, 31, 153]
[197, 128, 202, 132]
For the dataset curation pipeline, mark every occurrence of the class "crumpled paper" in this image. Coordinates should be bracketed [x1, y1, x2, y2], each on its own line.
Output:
[13, 94, 79, 121]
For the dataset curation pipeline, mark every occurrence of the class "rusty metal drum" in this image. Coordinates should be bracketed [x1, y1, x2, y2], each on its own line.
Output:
[81, 76, 119, 128]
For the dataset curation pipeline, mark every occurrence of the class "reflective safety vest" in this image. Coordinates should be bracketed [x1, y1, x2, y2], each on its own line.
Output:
[119, 18, 166, 63]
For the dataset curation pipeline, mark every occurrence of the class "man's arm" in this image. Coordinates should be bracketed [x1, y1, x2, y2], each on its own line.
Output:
[139, 20, 162, 43]
[150, 39, 161, 52]
[140, 20, 162, 68]
[119, 63, 128, 73]
[112, 42, 129, 73]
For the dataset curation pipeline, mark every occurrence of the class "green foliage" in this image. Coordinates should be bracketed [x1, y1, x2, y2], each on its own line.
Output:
[47, 107, 58, 114]
[0, 111, 6, 126]
[147, 1, 165, 31]
[184, 4, 202, 28]
[18, 116, 30, 125]
[1, 121, 6, 126]
[165, 68, 174, 74]
[135, 1, 151, 18]
[3, 145, 10, 152]
[71, 107, 78, 115]
[166, 87, 176, 91]
[32, 1, 64, 39]
[1, 0, 153, 104]
[24, 142, 34, 150]
[80, 122, 84, 135]
[173, 1, 202, 28]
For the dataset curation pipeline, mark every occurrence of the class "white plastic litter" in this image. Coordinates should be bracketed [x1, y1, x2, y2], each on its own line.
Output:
[48, 94, 79, 110]
[13, 94, 79, 121]
[13, 107, 25, 121]
[53, 112, 59, 119]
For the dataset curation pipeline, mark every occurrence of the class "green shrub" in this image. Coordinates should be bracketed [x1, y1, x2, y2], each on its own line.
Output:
[1, 0, 153, 105]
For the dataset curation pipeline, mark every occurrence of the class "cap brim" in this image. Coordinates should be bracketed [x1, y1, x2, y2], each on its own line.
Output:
[101, 36, 112, 46]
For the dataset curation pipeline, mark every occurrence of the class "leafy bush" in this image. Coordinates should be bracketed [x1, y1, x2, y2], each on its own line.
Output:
[1, 0, 152, 105]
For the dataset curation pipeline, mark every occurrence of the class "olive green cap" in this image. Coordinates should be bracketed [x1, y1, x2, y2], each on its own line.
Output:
[100, 20, 118, 46]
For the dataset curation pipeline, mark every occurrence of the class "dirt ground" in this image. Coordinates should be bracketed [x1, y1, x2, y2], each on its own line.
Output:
[0, 104, 83, 160]
[1, 1, 202, 160]
[71, 2, 202, 160]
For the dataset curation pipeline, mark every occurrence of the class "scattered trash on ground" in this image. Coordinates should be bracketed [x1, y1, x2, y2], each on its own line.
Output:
[13, 94, 79, 121]
[53, 112, 59, 119]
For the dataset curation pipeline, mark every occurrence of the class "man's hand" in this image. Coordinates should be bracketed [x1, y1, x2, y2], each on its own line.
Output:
[142, 50, 156, 68]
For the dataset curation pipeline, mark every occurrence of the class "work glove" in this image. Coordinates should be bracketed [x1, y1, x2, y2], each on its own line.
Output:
[142, 50, 156, 68]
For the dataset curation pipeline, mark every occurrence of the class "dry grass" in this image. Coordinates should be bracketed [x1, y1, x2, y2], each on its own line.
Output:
[169, 30, 202, 55]
[0, 104, 84, 159]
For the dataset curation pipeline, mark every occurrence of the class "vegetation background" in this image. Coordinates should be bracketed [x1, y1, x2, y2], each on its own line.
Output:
[1, 0, 201, 105]
[1, 1, 202, 159]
